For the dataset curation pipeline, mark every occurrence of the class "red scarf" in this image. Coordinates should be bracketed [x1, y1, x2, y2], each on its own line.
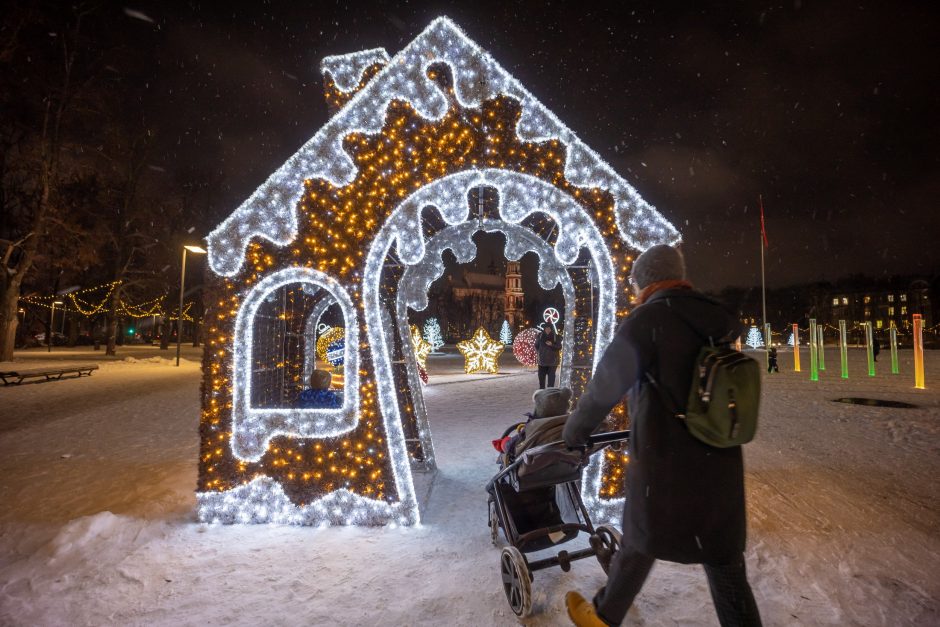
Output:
[637, 279, 693, 305]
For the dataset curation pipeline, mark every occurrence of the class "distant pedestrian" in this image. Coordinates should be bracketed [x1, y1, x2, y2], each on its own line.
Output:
[767, 346, 779, 373]
[872, 336, 881, 362]
[535, 324, 561, 389]
[563, 244, 762, 627]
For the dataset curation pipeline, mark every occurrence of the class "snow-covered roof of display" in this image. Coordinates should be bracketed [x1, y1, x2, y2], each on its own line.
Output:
[207, 16, 681, 277]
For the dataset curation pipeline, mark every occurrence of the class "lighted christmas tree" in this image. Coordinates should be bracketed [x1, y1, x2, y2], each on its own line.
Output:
[745, 326, 764, 349]
[424, 318, 444, 353]
[787, 332, 795, 346]
[499, 320, 513, 345]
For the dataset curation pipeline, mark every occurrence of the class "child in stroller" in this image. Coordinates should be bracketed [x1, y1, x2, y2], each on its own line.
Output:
[491, 387, 573, 468]
[487, 387, 629, 618]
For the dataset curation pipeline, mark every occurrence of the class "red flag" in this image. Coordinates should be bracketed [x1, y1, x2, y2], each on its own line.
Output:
[759, 195, 769, 248]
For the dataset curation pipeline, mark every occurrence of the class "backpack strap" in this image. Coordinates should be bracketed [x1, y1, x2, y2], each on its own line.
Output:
[643, 300, 726, 421]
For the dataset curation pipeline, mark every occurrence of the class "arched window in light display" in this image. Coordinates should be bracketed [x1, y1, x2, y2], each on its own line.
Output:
[231, 267, 359, 461]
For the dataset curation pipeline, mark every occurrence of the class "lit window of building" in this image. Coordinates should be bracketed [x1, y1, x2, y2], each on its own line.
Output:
[888, 294, 894, 302]
[876, 320, 883, 329]
[842, 297, 849, 305]
[864, 309, 870, 318]
[900, 294, 907, 302]
[864, 295, 871, 304]
[832, 298, 839, 306]
[901, 306, 907, 315]
[888, 307, 895, 316]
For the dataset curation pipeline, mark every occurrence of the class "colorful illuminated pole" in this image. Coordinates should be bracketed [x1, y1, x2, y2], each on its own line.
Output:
[865, 321, 875, 377]
[913, 314, 925, 389]
[890, 324, 899, 375]
[809, 318, 818, 382]
[839, 319, 849, 379]
[792, 323, 801, 372]
[817, 325, 826, 371]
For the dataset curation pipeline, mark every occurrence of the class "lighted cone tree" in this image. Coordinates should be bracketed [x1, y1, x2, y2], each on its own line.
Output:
[745, 326, 764, 349]
[423, 318, 445, 353]
[457, 327, 504, 374]
[499, 319, 513, 345]
[196, 16, 679, 527]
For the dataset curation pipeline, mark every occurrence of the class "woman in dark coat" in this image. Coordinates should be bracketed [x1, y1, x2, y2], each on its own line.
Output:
[563, 245, 761, 627]
[535, 324, 561, 389]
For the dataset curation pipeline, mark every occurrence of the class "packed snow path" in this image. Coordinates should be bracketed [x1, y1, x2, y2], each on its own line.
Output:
[0, 348, 938, 625]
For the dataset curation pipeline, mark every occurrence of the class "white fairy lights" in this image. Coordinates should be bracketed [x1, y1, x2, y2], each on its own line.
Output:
[205, 16, 678, 278]
[198, 15, 679, 528]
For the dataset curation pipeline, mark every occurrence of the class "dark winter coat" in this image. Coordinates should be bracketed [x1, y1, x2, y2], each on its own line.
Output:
[563, 288, 747, 564]
[535, 329, 561, 367]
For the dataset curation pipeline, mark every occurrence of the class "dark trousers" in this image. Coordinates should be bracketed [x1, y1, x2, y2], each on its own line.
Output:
[594, 544, 762, 627]
[537, 365, 556, 389]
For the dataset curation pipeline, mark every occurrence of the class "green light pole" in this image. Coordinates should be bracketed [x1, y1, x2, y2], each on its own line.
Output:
[890, 325, 899, 375]
[809, 318, 818, 381]
[865, 322, 875, 377]
[817, 325, 826, 371]
[839, 320, 848, 379]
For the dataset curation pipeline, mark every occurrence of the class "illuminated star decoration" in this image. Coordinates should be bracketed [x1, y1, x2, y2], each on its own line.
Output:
[410, 325, 432, 372]
[457, 327, 504, 374]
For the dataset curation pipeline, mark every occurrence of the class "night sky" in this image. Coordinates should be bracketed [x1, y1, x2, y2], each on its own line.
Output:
[118, 0, 938, 290]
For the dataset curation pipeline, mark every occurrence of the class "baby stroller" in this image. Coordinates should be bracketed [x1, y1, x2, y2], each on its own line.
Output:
[486, 416, 630, 618]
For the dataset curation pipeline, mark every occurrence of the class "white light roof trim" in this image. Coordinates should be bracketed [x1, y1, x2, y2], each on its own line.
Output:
[207, 16, 680, 277]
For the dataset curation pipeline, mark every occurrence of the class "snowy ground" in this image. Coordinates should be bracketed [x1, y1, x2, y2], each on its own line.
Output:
[0, 345, 938, 626]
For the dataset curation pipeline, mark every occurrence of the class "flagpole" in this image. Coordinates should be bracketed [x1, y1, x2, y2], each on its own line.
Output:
[760, 194, 768, 351]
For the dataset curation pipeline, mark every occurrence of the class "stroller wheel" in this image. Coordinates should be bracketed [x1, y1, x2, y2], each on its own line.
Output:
[591, 524, 623, 574]
[488, 499, 500, 546]
[500, 546, 532, 617]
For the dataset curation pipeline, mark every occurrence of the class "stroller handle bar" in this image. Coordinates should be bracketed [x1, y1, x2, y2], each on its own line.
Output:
[490, 429, 631, 486]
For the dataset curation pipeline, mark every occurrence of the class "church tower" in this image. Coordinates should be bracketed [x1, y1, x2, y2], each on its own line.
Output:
[505, 261, 524, 329]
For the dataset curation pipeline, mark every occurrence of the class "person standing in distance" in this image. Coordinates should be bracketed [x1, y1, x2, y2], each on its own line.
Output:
[563, 245, 762, 627]
[535, 323, 562, 389]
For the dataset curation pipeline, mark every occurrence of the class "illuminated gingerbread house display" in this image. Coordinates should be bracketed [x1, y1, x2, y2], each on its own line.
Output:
[198, 17, 679, 526]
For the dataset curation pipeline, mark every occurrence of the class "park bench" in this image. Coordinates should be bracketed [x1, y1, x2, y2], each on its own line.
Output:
[0, 364, 99, 386]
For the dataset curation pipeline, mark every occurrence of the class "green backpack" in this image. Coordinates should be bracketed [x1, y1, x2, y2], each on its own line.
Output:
[647, 310, 761, 448]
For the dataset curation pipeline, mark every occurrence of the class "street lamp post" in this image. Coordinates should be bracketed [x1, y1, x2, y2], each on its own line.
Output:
[48, 300, 63, 352]
[178, 245, 207, 366]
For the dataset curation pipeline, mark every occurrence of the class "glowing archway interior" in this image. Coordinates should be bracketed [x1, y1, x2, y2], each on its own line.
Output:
[363, 169, 617, 524]
[197, 16, 679, 527]
[395, 217, 578, 473]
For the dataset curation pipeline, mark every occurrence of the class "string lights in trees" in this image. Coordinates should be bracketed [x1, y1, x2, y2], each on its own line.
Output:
[457, 327, 504, 374]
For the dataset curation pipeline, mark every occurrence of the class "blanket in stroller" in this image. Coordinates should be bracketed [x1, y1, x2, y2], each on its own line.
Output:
[492, 413, 569, 468]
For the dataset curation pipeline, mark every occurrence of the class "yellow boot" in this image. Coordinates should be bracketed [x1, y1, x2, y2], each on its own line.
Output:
[565, 591, 609, 626]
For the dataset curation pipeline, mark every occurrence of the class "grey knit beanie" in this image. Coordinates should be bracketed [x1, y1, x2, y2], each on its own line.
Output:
[532, 387, 572, 418]
[630, 245, 686, 289]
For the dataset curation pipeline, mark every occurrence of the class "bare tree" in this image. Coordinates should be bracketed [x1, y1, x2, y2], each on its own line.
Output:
[0, 4, 99, 360]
